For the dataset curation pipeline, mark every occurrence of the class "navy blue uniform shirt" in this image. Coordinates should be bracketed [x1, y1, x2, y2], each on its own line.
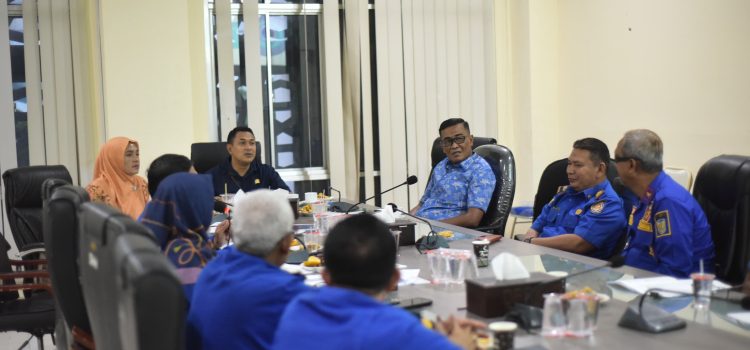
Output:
[531, 179, 626, 259]
[206, 157, 290, 196]
[621, 171, 715, 278]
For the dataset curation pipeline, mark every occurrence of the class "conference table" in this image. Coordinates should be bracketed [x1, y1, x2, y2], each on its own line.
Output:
[380, 218, 749, 349]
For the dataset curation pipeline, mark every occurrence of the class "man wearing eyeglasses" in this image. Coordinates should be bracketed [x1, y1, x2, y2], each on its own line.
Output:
[614, 129, 714, 278]
[521, 138, 627, 259]
[409, 118, 496, 228]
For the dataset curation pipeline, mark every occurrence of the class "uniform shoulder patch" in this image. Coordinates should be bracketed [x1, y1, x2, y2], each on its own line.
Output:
[595, 189, 605, 199]
[590, 200, 605, 214]
[654, 210, 671, 238]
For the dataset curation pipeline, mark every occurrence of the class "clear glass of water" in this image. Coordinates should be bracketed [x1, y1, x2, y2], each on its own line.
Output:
[541, 293, 566, 337]
[690, 272, 715, 310]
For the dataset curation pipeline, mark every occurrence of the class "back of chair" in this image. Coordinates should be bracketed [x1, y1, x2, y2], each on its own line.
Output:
[115, 234, 185, 350]
[190, 141, 263, 173]
[532, 159, 569, 220]
[3, 165, 72, 250]
[430, 136, 496, 168]
[42, 181, 91, 336]
[664, 167, 693, 191]
[78, 202, 157, 350]
[693, 155, 750, 284]
[473, 144, 516, 233]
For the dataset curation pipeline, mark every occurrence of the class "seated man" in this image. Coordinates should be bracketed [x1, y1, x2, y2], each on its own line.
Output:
[522, 138, 626, 259]
[410, 118, 496, 228]
[145, 153, 195, 196]
[273, 214, 484, 350]
[186, 190, 308, 350]
[615, 129, 715, 278]
[206, 126, 290, 196]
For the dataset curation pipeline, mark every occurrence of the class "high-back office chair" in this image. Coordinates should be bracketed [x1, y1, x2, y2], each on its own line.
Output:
[430, 136, 497, 167]
[115, 233, 185, 350]
[78, 202, 157, 350]
[3, 165, 72, 255]
[693, 155, 750, 284]
[664, 166, 693, 191]
[190, 141, 263, 173]
[42, 180, 94, 349]
[0, 235, 56, 349]
[473, 144, 516, 234]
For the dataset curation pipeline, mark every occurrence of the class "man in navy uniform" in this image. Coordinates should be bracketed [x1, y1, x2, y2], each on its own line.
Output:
[521, 138, 626, 259]
[615, 129, 715, 278]
[206, 126, 289, 196]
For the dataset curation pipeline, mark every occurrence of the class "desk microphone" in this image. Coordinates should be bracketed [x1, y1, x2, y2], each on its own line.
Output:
[344, 176, 418, 214]
[619, 286, 750, 333]
[214, 200, 232, 219]
[387, 204, 449, 252]
[509, 255, 626, 330]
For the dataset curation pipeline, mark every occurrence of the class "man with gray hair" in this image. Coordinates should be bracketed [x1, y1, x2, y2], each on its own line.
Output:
[614, 129, 715, 278]
[186, 190, 309, 350]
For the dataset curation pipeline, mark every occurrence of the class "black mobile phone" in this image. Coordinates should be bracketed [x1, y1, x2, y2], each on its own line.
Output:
[396, 297, 433, 310]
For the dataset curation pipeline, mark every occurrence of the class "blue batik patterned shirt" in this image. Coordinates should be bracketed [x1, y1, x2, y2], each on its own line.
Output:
[416, 153, 496, 221]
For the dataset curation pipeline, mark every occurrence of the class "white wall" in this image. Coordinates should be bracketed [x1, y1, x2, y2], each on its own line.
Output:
[97, 0, 211, 177]
[556, 0, 750, 179]
[497, 0, 750, 212]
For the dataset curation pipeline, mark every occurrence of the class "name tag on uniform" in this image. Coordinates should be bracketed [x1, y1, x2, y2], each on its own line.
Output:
[638, 219, 653, 232]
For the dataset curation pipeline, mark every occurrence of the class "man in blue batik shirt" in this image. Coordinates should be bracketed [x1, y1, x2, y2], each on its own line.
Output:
[272, 214, 485, 350]
[186, 190, 309, 350]
[615, 129, 715, 278]
[522, 138, 627, 259]
[410, 118, 496, 228]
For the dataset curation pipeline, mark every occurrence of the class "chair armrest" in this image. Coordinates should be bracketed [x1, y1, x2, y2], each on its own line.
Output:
[72, 326, 96, 350]
[474, 224, 500, 234]
[16, 243, 47, 259]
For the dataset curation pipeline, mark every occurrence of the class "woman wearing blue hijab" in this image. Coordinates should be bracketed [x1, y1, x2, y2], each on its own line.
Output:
[140, 172, 219, 301]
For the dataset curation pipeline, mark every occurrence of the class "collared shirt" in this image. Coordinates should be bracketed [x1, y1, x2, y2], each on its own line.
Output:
[621, 171, 715, 278]
[186, 247, 309, 350]
[531, 180, 626, 259]
[272, 287, 459, 350]
[416, 153, 496, 221]
[206, 157, 290, 196]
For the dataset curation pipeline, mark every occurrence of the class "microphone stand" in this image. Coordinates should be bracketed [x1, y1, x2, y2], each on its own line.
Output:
[344, 177, 417, 214]
[389, 206, 449, 252]
[618, 287, 688, 333]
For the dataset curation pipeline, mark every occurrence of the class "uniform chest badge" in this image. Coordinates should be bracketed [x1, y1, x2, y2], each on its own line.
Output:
[575, 209, 583, 215]
[590, 201, 605, 214]
[255, 179, 261, 184]
[637, 219, 653, 232]
[654, 210, 671, 238]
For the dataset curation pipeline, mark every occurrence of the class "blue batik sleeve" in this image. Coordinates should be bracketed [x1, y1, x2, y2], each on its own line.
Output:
[466, 164, 496, 212]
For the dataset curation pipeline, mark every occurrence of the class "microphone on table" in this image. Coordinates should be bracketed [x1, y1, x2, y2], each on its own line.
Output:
[619, 286, 750, 333]
[386, 203, 449, 252]
[214, 200, 232, 219]
[508, 255, 626, 330]
[343, 175, 418, 214]
[326, 186, 342, 203]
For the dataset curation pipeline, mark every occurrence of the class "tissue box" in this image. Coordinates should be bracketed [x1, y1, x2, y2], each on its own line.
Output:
[388, 220, 416, 246]
[465, 272, 564, 318]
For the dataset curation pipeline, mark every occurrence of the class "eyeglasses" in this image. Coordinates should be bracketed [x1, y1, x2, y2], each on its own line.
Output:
[439, 135, 467, 148]
[614, 156, 640, 163]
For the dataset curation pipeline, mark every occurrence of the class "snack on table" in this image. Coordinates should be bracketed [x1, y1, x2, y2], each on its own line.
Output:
[299, 204, 312, 215]
[290, 238, 301, 247]
[564, 286, 596, 299]
[303, 255, 321, 267]
[437, 230, 454, 238]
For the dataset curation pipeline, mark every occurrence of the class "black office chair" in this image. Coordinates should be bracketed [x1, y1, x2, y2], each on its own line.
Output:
[190, 141, 263, 173]
[78, 202, 157, 350]
[0, 235, 55, 349]
[42, 180, 94, 349]
[3, 165, 72, 256]
[693, 155, 750, 284]
[473, 144, 516, 234]
[115, 233, 185, 350]
[430, 136, 497, 167]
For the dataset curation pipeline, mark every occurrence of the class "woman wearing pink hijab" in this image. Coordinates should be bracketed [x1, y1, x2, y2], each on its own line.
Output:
[87, 137, 150, 219]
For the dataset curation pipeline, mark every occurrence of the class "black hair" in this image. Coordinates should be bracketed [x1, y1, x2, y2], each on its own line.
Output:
[438, 118, 470, 134]
[323, 214, 396, 291]
[227, 126, 255, 144]
[146, 154, 193, 195]
[573, 138, 610, 168]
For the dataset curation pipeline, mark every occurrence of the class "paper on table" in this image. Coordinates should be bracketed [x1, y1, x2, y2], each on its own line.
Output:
[727, 312, 750, 326]
[398, 269, 430, 286]
[609, 276, 731, 297]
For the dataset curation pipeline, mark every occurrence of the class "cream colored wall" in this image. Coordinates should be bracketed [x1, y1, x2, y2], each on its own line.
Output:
[497, 0, 750, 211]
[97, 0, 211, 177]
[556, 0, 750, 181]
